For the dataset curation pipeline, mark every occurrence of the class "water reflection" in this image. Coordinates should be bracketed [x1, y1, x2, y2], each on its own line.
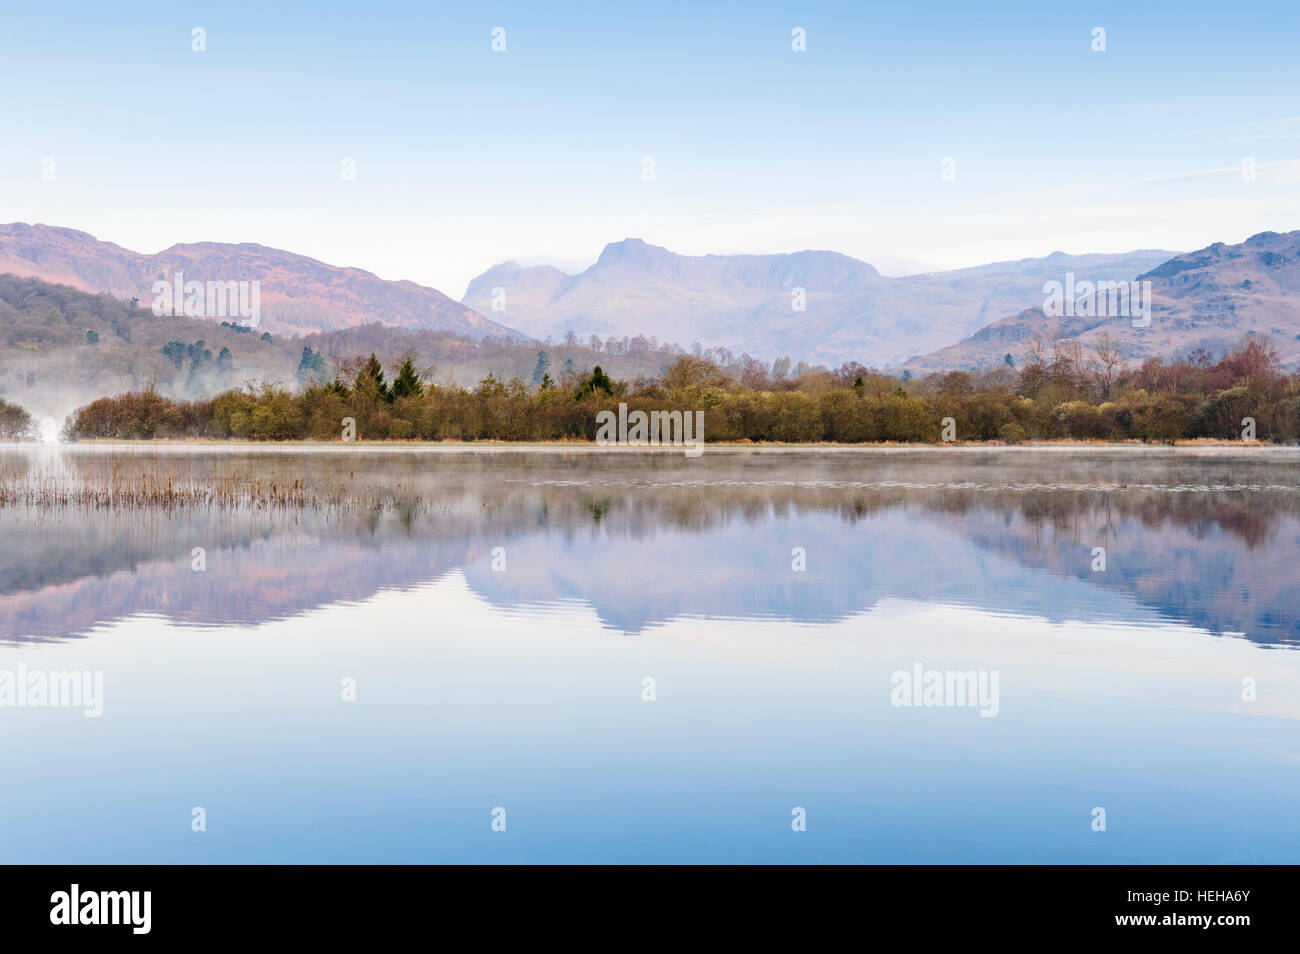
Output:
[3, 445, 1299, 864]
[1, 445, 1296, 645]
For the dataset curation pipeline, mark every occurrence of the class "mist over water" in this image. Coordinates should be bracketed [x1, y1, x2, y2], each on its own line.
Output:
[1, 445, 1297, 862]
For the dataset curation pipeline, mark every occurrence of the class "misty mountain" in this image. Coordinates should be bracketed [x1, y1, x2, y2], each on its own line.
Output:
[463, 238, 1178, 366]
[10, 221, 1295, 377]
[0, 222, 514, 339]
[0, 275, 684, 419]
[904, 230, 1300, 372]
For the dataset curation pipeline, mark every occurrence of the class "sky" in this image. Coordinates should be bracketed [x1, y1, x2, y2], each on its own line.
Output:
[2, 0, 1299, 297]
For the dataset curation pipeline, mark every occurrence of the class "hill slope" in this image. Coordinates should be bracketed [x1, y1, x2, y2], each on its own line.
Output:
[0, 275, 687, 419]
[0, 223, 514, 339]
[904, 231, 1300, 372]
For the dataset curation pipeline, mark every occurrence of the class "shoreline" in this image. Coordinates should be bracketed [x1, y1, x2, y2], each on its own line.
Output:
[2, 438, 1297, 457]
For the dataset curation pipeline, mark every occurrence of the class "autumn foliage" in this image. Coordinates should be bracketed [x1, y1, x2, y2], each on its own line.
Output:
[59, 340, 1300, 444]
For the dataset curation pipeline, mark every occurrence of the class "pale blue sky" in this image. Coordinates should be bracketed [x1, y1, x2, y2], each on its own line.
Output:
[2, 0, 1298, 295]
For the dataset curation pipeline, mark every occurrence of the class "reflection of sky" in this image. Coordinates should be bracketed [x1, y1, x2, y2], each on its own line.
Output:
[2, 576, 1299, 864]
[2, 447, 1299, 861]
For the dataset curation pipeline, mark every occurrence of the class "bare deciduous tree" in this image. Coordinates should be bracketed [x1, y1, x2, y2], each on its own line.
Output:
[1089, 333, 1123, 399]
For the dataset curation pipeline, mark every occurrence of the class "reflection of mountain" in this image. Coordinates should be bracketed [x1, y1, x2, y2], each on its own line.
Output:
[1, 449, 1296, 645]
[459, 508, 1175, 634]
[934, 503, 1300, 644]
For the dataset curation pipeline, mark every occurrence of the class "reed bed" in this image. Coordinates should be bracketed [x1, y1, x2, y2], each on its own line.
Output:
[0, 452, 424, 512]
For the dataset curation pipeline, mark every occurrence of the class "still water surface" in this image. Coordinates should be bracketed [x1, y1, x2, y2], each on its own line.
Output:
[1, 444, 1297, 862]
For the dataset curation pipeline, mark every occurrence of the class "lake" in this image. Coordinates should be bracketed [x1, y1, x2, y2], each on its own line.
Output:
[1, 443, 1297, 863]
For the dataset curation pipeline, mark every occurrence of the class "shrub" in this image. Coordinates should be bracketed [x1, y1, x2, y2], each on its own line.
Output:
[0, 398, 34, 439]
[997, 421, 1027, 444]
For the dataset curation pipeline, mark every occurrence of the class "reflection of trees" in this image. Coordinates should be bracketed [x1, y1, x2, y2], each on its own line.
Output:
[929, 489, 1285, 549]
[3, 446, 1297, 554]
[1, 448, 1296, 643]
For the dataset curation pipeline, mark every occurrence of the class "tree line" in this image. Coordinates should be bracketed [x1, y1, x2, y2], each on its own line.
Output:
[48, 337, 1300, 443]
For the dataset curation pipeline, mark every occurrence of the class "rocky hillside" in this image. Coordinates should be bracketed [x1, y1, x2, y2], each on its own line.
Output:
[904, 231, 1300, 372]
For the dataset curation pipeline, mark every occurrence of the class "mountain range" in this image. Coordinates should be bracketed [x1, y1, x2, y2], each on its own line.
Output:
[903, 230, 1300, 372]
[3, 221, 1299, 373]
[462, 238, 1179, 366]
[0, 223, 508, 339]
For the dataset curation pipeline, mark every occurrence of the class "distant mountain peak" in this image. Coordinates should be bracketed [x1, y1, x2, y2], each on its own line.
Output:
[908, 230, 1300, 372]
[462, 238, 1179, 363]
[1243, 229, 1298, 247]
[595, 237, 676, 269]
